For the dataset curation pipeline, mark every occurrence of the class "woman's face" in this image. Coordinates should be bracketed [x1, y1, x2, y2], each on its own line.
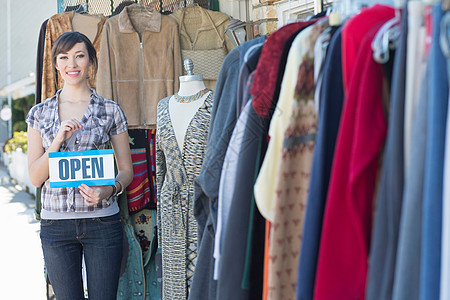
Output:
[55, 42, 91, 87]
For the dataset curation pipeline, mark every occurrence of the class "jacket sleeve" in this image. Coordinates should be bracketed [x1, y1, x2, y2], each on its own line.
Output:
[35, 19, 48, 104]
[41, 17, 57, 103]
[172, 24, 182, 94]
[96, 21, 114, 101]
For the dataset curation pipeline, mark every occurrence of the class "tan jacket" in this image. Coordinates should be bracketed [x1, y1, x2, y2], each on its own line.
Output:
[170, 7, 233, 90]
[96, 4, 182, 128]
[41, 12, 107, 103]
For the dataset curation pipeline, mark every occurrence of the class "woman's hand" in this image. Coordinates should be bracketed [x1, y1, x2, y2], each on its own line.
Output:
[78, 184, 114, 206]
[54, 118, 83, 144]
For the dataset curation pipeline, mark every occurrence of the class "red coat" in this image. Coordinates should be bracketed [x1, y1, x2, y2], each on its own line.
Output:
[313, 5, 395, 300]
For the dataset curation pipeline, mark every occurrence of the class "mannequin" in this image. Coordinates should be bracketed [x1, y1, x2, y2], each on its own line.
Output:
[156, 58, 214, 299]
[169, 59, 211, 150]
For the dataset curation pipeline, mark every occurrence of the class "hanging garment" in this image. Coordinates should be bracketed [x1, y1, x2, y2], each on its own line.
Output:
[216, 101, 252, 280]
[252, 20, 317, 222]
[391, 9, 433, 300]
[35, 19, 48, 104]
[265, 19, 328, 300]
[296, 25, 343, 300]
[127, 148, 152, 212]
[97, 4, 182, 128]
[41, 11, 107, 103]
[313, 27, 335, 114]
[262, 220, 270, 300]
[33, 19, 49, 221]
[170, 6, 234, 90]
[127, 129, 158, 212]
[235, 41, 266, 115]
[366, 6, 408, 300]
[440, 10, 450, 299]
[403, 1, 426, 171]
[149, 130, 158, 208]
[214, 38, 265, 281]
[131, 209, 154, 257]
[391, 66, 429, 300]
[244, 175, 267, 299]
[341, 5, 394, 93]
[250, 21, 317, 120]
[117, 211, 160, 300]
[156, 92, 213, 299]
[190, 38, 261, 300]
[314, 5, 395, 299]
[420, 5, 448, 300]
[216, 100, 268, 300]
[217, 20, 317, 300]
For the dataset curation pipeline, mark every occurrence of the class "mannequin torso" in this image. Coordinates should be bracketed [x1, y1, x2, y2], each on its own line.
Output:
[169, 79, 210, 150]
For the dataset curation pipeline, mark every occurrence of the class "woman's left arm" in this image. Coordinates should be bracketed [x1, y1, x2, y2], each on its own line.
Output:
[79, 131, 133, 206]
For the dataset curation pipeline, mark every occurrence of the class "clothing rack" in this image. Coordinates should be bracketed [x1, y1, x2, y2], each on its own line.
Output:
[56, 0, 209, 16]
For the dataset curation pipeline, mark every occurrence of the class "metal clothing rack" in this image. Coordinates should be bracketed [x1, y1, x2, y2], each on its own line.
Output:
[57, 0, 209, 16]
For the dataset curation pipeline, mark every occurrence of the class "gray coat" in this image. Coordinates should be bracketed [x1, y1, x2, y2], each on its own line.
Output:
[189, 36, 266, 300]
[366, 7, 407, 300]
[189, 47, 241, 300]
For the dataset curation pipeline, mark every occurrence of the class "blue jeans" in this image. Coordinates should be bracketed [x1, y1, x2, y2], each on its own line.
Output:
[40, 213, 123, 300]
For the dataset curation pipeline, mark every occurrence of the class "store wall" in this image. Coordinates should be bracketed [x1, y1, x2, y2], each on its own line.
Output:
[252, 0, 315, 35]
[0, 0, 55, 143]
[0, 0, 57, 90]
[220, 0, 252, 21]
[219, 0, 316, 36]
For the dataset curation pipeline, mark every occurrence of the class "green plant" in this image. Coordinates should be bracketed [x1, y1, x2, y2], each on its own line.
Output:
[13, 121, 27, 132]
[2, 94, 35, 134]
[13, 94, 34, 118]
[4, 131, 28, 153]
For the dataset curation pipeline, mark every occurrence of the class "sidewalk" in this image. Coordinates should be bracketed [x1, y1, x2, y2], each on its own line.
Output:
[0, 163, 47, 299]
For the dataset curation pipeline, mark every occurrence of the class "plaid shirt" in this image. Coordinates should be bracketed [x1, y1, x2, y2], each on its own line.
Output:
[26, 89, 128, 212]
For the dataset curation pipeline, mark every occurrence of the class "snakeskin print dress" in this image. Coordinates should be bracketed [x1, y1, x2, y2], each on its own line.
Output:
[156, 92, 213, 299]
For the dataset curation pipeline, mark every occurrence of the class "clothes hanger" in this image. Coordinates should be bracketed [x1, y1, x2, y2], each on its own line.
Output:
[75, 3, 89, 14]
[423, 0, 441, 5]
[444, 0, 450, 11]
[112, 0, 137, 15]
[138, 0, 153, 14]
[328, 0, 343, 26]
[184, 2, 200, 11]
[372, 15, 401, 64]
[327, 0, 361, 27]
[441, 11, 450, 59]
[186, 2, 200, 7]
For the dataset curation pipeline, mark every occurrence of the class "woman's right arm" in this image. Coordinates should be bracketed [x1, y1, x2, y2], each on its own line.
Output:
[27, 119, 82, 187]
[27, 126, 58, 187]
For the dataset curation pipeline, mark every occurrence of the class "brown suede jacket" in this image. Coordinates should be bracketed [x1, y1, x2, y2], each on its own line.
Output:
[97, 4, 182, 128]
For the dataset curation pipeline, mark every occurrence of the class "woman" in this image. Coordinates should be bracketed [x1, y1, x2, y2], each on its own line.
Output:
[26, 31, 133, 300]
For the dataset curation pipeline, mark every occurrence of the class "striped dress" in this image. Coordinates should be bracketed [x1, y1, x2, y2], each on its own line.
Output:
[156, 92, 213, 299]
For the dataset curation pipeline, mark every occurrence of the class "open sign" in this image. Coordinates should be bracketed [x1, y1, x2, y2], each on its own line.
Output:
[49, 149, 115, 188]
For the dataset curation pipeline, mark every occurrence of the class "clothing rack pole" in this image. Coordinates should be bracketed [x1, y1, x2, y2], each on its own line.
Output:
[314, 0, 323, 14]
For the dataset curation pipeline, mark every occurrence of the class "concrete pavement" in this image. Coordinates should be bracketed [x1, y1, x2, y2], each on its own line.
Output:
[0, 163, 47, 299]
